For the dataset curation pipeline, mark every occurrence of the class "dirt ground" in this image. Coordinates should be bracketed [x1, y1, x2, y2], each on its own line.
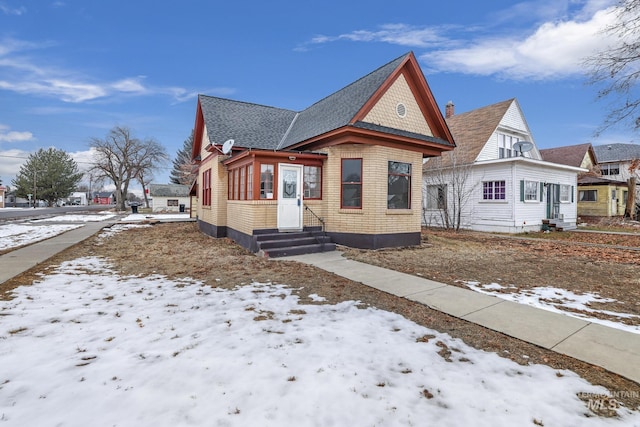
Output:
[2, 220, 639, 413]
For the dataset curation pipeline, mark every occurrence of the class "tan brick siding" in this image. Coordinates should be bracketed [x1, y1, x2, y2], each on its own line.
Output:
[362, 73, 433, 137]
[322, 145, 422, 235]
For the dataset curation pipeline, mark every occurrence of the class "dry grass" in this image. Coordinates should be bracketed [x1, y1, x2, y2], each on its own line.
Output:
[1, 221, 639, 410]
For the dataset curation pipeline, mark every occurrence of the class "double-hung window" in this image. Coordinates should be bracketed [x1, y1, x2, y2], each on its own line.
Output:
[202, 169, 211, 206]
[388, 161, 411, 209]
[425, 184, 447, 209]
[341, 159, 362, 208]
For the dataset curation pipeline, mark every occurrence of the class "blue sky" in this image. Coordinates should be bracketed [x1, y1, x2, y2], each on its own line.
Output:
[0, 0, 635, 190]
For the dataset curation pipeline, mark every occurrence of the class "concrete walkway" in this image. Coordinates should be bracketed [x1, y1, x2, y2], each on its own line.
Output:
[280, 251, 640, 385]
[0, 220, 118, 285]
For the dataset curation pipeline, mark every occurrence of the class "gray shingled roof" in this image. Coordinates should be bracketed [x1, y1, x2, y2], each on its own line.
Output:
[149, 184, 190, 197]
[279, 54, 409, 149]
[593, 143, 640, 163]
[199, 53, 412, 151]
[199, 96, 297, 150]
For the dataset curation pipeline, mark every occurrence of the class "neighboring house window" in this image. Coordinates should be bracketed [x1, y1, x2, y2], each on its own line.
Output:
[167, 199, 179, 207]
[523, 180, 538, 201]
[202, 169, 211, 206]
[304, 166, 321, 199]
[247, 165, 253, 200]
[260, 164, 274, 199]
[425, 184, 447, 209]
[623, 190, 628, 203]
[579, 190, 597, 202]
[341, 158, 362, 208]
[560, 184, 571, 202]
[498, 134, 519, 159]
[601, 163, 620, 176]
[483, 181, 506, 200]
[388, 161, 411, 209]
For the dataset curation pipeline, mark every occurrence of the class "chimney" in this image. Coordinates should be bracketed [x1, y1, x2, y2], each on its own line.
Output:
[445, 100, 454, 118]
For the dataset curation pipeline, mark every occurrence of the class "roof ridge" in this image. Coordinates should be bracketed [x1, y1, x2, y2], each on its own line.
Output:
[277, 112, 300, 150]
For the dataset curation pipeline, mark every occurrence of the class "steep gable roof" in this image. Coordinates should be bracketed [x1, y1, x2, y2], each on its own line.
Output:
[279, 54, 408, 149]
[192, 52, 454, 159]
[593, 143, 640, 163]
[539, 143, 596, 168]
[424, 99, 514, 169]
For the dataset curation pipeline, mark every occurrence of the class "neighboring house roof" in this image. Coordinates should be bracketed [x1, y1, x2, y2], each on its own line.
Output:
[193, 52, 454, 159]
[149, 184, 190, 198]
[442, 98, 514, 165]
[94, 192, 113, 198]
[578, 176, 628, 186]
[539, 143, 596, 168]
[593, 143, 640, 163]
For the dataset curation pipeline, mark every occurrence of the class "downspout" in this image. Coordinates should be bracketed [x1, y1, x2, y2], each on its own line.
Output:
[512, 160, 517, 229]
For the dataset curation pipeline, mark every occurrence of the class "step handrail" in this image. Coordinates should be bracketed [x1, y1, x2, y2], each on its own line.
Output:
[304, 204, 327, 248]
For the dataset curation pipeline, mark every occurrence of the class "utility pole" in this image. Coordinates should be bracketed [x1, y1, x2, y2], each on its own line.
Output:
[33, 169, 37, 208]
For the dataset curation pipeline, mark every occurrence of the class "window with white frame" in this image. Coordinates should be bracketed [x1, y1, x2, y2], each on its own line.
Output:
[560, 184, 571, 202]
[425, 184, 447, 209]
[482, 180, 506, 200]
[498, 134, 520, 159]
[601, 163, 620, 176]
[524, 180, 538, 201]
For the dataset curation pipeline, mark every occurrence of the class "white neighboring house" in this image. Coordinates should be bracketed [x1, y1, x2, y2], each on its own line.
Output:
[149, 184, 190, 213]
[423, 99, 586, 233]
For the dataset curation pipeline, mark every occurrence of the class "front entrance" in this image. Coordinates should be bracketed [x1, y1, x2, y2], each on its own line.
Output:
[546, 184, 560, 219]
[277, 164, 303, 231]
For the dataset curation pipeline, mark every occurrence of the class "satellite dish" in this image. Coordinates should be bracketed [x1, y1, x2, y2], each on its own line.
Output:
[222, 139, 235, 155]
[513, 141, 534, 156]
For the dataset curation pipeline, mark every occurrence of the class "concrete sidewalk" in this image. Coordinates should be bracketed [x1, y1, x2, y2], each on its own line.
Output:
[280, 251, 640, 385]
[0, 220, 117, 285]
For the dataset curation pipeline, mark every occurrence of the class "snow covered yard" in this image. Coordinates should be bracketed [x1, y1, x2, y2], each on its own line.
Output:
[0, 223, 83, 251]
[1, 257, 639, 426]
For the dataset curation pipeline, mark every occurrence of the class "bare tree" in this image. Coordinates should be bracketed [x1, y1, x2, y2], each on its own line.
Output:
[584, 0, 640, 135]
[422, 152, 477, 231]
[90, 126, 168, 211]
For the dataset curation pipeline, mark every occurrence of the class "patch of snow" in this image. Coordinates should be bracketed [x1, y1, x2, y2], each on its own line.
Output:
[1, 257, 638, 426]
[0, 224, 83, 250]
[308, 293, 326, 302]
[464, 282, 640, 334]
[97, 223, 151, 240]
[31, 214, 117, 222]
[120, 213, 191, 221]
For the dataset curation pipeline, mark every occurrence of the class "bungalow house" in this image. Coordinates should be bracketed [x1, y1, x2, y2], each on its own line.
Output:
[149, 184, 190, 213]
[423, 99, 585, 233]
[93, 191, 114, 205]
[593, 143, 640, 217]
[575, 176, 628, 217]
[190, 52, 455, 256]
[539, 143, 628, 217]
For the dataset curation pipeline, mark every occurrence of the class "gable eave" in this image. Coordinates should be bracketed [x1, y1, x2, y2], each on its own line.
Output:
[352, 52, 455, 147]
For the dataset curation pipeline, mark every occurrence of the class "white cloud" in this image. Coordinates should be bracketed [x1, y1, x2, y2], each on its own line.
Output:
[304, 1, 619, 81]
[0, 148, 29, 178]
[0, 124, 34, 142]
[0, 2, 26, 15]
[0, 38, 199, 103]
[421, 6, 617, 80]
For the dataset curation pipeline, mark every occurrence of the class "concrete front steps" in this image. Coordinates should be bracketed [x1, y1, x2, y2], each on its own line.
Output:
[254, 227, 336, 258]
[543, 219, 577, 231]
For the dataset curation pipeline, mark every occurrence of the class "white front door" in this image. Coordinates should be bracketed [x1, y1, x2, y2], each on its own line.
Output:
[277, 164, 303, 231]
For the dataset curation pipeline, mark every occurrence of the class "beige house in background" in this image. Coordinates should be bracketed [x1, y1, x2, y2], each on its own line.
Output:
[576, 176, 628, 217]
[190, 52, 455, 257]
[0, 186, 6, 208]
